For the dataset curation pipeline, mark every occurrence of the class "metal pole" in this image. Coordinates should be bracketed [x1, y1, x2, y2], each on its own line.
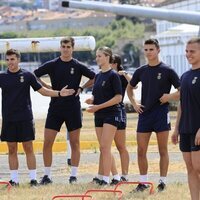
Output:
[62, 1, 200, 25]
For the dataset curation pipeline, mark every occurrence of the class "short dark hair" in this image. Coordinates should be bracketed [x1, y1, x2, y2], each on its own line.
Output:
[97, 46, 113, 63]
[144, 38, 160, 49]
[5, 49, 21, 58]
[60, 37, 75, 47]
[187, 37, 200, 45]
[112, 54, 123, 71]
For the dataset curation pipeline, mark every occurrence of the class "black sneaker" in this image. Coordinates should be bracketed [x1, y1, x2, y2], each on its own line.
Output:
[67, 159, 71, 166]
[99, 180, 108, 186]
[9, 180, 19, 187]
[92, 177, 101, 184]
[132, 183, 150, 192]
[157, 181, 166, 192]
[30, 179, 38, 187]
[69, 176, 77, 184]
[39, 175, 52, 185]
[110, 179, 120, 186]
[120, 176, 128, 182]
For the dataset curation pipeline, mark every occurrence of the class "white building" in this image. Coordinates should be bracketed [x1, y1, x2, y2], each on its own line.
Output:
[48, 0, 60, 11]
[35, 0, 61, 10]
[155, 0, 200, 76]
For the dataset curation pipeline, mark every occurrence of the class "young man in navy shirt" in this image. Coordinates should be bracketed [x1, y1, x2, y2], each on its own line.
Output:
[34, 37, 95, 184]
[127, 39, 180, 192]
[0, 49, 75, 186]
[172, 37, 200, 200]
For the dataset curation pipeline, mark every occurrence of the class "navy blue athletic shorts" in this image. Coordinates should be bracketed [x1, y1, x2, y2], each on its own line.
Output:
[179, 134, 200, 152]
[95, 114, 121, 128]
[45, 102, 82, 132]
[137, 105, 171, 133]
[117, 121, 126, 130]
[0, 120, 35, 142]
[117, 108, 126, 130]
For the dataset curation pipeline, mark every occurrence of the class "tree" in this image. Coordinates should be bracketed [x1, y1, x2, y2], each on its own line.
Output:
[0, 19, 145, 65]
[0, 32, 18, 39]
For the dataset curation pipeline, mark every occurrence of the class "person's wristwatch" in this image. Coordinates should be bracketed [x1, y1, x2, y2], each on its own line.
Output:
[79, 86, 83, 92]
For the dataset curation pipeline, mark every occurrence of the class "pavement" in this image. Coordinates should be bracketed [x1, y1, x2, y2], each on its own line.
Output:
[0, 150, 187, 185]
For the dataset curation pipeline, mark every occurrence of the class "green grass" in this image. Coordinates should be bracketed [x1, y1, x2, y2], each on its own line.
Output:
[0, 182, 190, 200]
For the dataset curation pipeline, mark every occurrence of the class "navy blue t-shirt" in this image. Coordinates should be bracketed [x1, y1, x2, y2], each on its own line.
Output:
[179, 69, 200, 135]
[92, 69, 122, 116]
[34, 57, 95, 108]
[0, 69, 42, 121]
[130, 62, 180, 112]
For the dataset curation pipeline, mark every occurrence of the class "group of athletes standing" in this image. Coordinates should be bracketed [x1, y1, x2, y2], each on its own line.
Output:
[0, 36, 200, 199]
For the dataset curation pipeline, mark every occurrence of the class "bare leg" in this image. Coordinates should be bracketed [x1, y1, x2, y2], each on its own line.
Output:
[7, 142, 18, 170]
[100, 124, 116, 176]
[22, 141, 36, 169]
[7, 142, 19, 183]
[111, 154, 118, 176]
[114, 129, 129, 176]
[96, 127, 104, 176]
[43, 128, 57, 167]
[137, 132, 151, 175]
[66, 131, 71, 165]
[23, 141, 37, 182]
[69, 129, 80, 167]
[183, 152, 200, 200]
[156, 131, 169, 177]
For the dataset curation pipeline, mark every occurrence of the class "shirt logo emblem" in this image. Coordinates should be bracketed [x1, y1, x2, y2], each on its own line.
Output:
[157, 73, 162, 80]
[20, 76, 24, 82]
[192, 77, 198, 84]
[70, 68, 74, 74]
[102, 81, 106, 86]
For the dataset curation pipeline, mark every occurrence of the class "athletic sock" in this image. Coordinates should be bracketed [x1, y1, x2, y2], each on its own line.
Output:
[159, 176, 167, 184]
[71, 166, 78, 177]
[10, 170, 19, 183]
[29, 169, 37, 180]
[44, 167, 51, 178]
[121, 174, 128, 180]
[139, 174, 148, 183]
[103, 176, 109, 184]
[113, 174, 120, 181]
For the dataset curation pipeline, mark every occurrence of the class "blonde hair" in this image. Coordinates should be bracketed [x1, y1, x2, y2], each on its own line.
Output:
[97, 46, 113, 63]
[187, 37, 200, 45]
